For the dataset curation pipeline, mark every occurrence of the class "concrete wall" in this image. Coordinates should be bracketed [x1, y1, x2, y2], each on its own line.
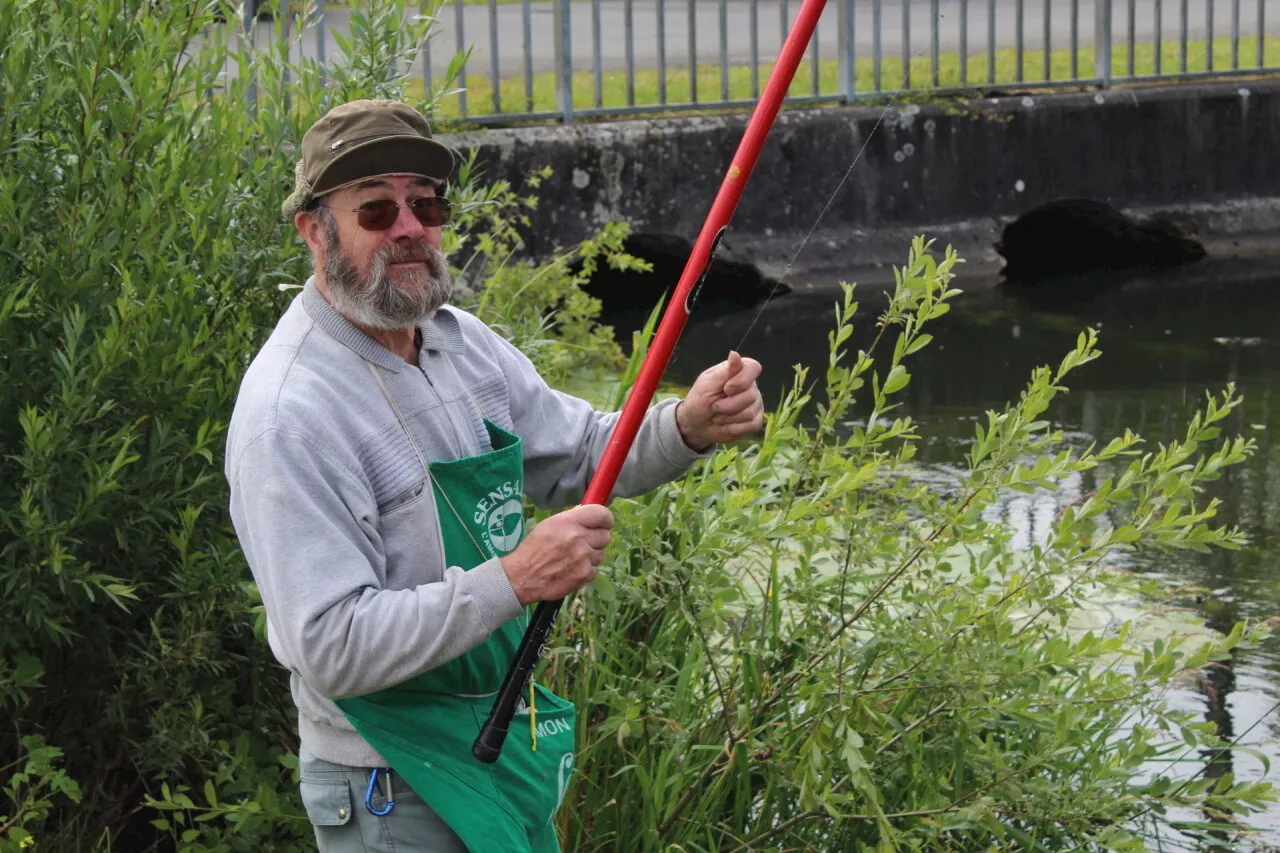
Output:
[439, 80, 1280, 277]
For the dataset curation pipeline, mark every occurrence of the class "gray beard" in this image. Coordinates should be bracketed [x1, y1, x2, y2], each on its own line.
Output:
[321, 222, 454, 330]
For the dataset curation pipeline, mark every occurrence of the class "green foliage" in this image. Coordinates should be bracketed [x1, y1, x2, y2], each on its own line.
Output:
[538, 239, 1277, 851]
[1, 0, 303, 847]
[0, 1, 639, 848]
[2, 737, 83, 851]
[445, 164, 648, 387]
[1, 2, 1274, 852]
[0, 0, 579, 849]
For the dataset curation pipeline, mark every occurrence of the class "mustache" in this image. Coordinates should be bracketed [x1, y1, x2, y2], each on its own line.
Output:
[318, 224, 453, 330]
[378, 241, 435, 265]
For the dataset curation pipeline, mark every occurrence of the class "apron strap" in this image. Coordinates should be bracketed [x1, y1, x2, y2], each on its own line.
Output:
[365, 362, 496, 563]
[363, 360, 536, 735]
[434, 349, 496, 425]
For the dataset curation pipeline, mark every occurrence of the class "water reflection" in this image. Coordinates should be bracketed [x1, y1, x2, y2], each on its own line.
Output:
[623, 256, 1280, 848]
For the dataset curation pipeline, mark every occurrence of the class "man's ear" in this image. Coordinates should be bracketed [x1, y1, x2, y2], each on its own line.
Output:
[295, 210, 325, 256]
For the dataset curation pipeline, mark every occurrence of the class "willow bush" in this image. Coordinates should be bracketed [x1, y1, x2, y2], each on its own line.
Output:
[543, 243, 1277, 852]
[1, 1, 1275, 852]
[0, 1, 624, 850]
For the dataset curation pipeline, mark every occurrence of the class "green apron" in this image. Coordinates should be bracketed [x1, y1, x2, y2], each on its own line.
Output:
[333, 408, 577, 853]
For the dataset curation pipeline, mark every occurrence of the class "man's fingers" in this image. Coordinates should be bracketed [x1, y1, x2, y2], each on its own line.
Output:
[705, 351, 743, 390]
[724, 416, 764, 436]
[725, 402, 765, 433]
[694, 353, 757, 403]
[714, 398, 764, 426]
[570, 504, 615, 529]
[723, 357, 762, 395]
[741, 398, 765, 421]
[713, 399, 762, 421]
[713, 388, 760, 416]
[701, 352, 739, 387]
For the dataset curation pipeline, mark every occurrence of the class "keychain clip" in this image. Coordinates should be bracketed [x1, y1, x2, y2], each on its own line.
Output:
[365, 767, 395, 816]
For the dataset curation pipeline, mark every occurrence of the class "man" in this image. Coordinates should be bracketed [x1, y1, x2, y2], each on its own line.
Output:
[224, 98, 764, 852]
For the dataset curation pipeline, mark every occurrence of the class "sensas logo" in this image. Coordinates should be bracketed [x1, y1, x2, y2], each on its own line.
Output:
[474, 480, 523, 554]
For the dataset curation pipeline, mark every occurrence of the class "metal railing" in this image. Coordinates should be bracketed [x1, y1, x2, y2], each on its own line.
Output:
[248, 0, 1279, 123]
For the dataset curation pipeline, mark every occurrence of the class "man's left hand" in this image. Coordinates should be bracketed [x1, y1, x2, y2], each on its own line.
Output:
[675, 351, 765, 452]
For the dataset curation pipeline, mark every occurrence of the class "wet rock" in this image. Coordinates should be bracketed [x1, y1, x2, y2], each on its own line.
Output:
[996, 198, 1206, 284]
[578, 232, 789, 315]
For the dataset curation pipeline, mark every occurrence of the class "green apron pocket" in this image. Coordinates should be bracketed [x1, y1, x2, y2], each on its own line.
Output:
[300, 777, 355, 826]
[335, 411, 571, 851]
[501, 683, 578, 831]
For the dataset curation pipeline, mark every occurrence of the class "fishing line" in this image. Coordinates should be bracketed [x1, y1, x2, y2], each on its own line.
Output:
[732, 84, 906, 354]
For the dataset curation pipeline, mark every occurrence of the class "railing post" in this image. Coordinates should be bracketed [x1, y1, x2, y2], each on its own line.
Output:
[553, 0, 575, 123]
[280, 0, 291, 113]
[1093, 0, 1113, 87]
[317, 0, 328, 88]
[244, 2, 257, 111]
[838, 0, 855, 102]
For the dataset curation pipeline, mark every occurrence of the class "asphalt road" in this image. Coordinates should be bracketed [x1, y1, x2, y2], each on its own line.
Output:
[236, 0, 1277, 83]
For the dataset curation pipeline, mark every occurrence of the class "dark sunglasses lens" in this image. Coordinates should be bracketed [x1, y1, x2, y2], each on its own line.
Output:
[356, 199, 400, 231]
[410, 197, 451, 227]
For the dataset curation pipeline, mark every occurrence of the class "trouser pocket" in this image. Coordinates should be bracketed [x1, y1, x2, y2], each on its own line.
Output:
[300, 774, 368, 852]
[299, 753, 471, 853]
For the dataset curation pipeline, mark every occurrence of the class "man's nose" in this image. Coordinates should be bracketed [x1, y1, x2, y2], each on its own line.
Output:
[385, 202, 426, 241]
[385, 203, 442, 247]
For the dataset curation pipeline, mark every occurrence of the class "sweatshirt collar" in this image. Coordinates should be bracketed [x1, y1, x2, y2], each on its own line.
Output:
[302, 277, 465, 372]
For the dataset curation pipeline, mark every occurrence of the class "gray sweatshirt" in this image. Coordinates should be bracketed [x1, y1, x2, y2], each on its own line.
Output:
[225, 278, 710, 768]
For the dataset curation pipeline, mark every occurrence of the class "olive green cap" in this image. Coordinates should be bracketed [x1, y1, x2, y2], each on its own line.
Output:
[281, 99, 456, 217]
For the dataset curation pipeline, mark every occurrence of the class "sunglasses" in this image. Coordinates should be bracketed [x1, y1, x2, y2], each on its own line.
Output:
[328, 196, 453, 231]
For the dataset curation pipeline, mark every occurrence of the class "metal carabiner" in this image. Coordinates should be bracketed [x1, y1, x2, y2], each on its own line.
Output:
[364, 767, 395, 816]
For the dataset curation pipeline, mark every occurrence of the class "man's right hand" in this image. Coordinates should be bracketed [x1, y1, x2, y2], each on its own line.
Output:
[500, 504, 614, 606]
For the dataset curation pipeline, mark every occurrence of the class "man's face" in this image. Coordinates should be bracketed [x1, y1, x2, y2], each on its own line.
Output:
[307, 175, 453, 330]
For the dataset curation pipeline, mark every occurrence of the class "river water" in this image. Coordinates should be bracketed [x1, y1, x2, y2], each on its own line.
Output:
[623, 251, 1280, 849]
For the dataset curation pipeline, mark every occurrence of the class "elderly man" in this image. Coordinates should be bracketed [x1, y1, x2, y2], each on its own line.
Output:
[224, 99, 764, 853]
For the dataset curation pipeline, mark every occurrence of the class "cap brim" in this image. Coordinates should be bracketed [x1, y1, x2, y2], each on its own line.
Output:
[311, 135, 456, 196]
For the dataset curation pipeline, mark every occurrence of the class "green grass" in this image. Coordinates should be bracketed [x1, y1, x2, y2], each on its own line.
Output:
[414, 33, 1279, 124]
[263, 0, 534, 11]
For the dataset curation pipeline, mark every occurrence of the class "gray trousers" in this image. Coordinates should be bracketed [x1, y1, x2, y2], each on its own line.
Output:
[299, 747, 470, 852]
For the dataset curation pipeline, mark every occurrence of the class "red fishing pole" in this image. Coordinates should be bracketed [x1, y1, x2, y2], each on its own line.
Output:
[473, 0, 832, 764]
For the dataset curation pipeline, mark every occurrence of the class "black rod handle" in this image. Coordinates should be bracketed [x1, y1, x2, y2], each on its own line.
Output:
[472, 598, 562, 763]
